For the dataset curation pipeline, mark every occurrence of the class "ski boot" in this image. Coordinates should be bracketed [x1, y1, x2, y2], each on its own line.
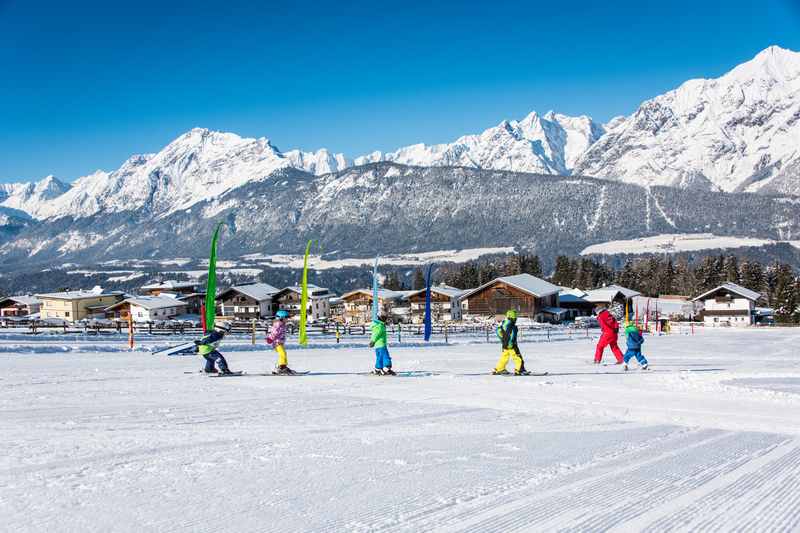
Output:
[218, 368, 235, 376]
[273, 365, 295, 375]
[383, 367, 396, 376]
[623, 364, 629, 371]
[371, 368, 385, 376]
[492, 369, 510, 375]
[514, 369, 531, 376]
[203, 368, 219, 374]
[641, 363, 649, 371]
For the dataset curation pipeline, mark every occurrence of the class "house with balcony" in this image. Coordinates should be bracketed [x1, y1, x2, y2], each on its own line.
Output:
[0, 295, 42, 318]
[216, 282, 280, 319]
[340, 289, 408, 324]
[272, 285, 333, 322]
[459, 274, 563, 322]
[693, 282, 761, 327]
[406, 284, 466, 323]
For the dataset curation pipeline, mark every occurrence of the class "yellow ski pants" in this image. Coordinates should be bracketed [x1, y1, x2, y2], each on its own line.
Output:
[495, 348, 524, 373]
[276, 344, 288, 366]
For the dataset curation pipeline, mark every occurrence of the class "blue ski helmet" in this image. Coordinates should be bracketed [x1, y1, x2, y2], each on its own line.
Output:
[276, 310, 289, 319]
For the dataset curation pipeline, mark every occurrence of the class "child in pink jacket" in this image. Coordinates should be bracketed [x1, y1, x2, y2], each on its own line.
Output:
[266, 310, 294, 374]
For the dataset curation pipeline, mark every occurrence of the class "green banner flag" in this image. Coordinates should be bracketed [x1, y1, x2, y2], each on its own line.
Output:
[204, 222, 223, 332]
[299, 239, 312, 346]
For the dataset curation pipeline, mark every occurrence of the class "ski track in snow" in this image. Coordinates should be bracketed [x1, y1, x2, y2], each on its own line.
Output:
[2, 328, 800, 531]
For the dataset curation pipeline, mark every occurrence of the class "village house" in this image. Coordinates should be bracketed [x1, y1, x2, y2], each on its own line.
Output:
[140, 280, 199, 296]
[339, 289, 408, 324]
[693, 282, 761, 327]
[0, 295, 42, 318]
[175, 292, 206, 315]
[583, 284, 641, 308]
[557, 288, 595, 320]
[460, 274, 562, 322]
[630, 294, 694, 322]
[272, 285, 333, 322]
[407, 285, 466, 323]
[104, 295, 188, 322]
[216, 282, 280, 320]
[37, 287, 125, 322]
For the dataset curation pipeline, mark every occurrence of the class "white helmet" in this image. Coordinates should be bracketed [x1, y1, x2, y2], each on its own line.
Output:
[214, 321, 232, 333]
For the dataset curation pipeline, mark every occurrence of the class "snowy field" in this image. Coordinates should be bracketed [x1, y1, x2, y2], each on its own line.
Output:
[580, 233, 800, 256]
[3, 328, 800, 531]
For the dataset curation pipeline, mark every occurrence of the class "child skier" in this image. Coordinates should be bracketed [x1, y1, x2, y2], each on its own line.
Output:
[493, 310, 530, 375]
[196, 321, 234, 375]
[266, 310, 295, 375]
[369, 314, 395, 375]
[594, 304, 624, 365]
[623, 322, 649, 371]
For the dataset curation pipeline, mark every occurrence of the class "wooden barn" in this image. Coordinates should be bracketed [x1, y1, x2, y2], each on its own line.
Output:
[460, 274, 561, 322]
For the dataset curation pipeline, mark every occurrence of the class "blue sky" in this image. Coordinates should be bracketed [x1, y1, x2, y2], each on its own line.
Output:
[1, 0, 799, 183]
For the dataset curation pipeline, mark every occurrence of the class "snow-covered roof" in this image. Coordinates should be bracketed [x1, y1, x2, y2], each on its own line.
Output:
[219, 283, 280, 302]
[559, 287, 588, 298]
[406, 284, 467, 300]
[558, 293, 592, 305]
[462, 274, 560, 300]
[278, 285, 332, 297]
[693, 282, 761, 302]
[542, 307, 568, 315]
[141, 280, 197, 291]
[0, 295, 41, 306]
[584, 284, 641, 303]
[341, 288, 406, 301]
[106, 296, 189, 311]
[37, 288, 124, 301]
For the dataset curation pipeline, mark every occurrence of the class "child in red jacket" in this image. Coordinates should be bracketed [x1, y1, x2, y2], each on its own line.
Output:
[594, 304, 624, 364]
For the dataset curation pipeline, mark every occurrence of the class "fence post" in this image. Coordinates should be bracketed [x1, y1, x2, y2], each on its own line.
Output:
[336, 323, 340, 344]
[128, 314, 134, 350]
[398, 324, 402, 343]
[444, 324, 448, 344]
[251, 319, 256, 345]
[547, 327, 550, 341]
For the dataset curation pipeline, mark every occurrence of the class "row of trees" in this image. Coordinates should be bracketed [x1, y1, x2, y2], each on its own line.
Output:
[429, 254, 800, 324]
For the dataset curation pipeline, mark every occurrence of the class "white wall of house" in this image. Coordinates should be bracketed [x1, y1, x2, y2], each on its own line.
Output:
[410, 299, 461, 322]
[278, 297, 331, 322]
[702, 296, 755, 327]
[130, 304, 186, 322]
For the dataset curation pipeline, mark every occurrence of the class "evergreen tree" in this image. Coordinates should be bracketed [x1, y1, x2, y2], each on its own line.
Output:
[722, 255, 740, 283]
[551, 256, 575, 287]
[384, 271, 403, 291]
[615, 261, 637, 291]
[739, 261, 765, 295]
[520, 254, 542, 277]
[773, 264, 798, 323]
[411, 268, 425, 290]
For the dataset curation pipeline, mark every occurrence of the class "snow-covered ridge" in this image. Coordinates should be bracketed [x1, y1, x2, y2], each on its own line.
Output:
[580, 233, 800, 256]
[354, 111, 605, 175]
[574, 45, 800, 193]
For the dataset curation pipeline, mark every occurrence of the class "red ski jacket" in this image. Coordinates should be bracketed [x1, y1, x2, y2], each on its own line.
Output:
[597, 309, 619, 336]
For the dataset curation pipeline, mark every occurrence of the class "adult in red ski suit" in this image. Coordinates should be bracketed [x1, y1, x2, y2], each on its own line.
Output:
[594, 306, 624, 364]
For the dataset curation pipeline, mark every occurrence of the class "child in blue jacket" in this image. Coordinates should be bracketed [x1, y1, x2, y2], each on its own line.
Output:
[623, 322, 649, 371]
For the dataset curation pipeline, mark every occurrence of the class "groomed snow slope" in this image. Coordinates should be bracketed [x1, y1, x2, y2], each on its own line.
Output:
[3, 328, 800, 531]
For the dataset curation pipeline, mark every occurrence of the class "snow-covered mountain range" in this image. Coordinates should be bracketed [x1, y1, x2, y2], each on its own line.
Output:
[574, 46, 800, 193]
[3, 46, 800, 224]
